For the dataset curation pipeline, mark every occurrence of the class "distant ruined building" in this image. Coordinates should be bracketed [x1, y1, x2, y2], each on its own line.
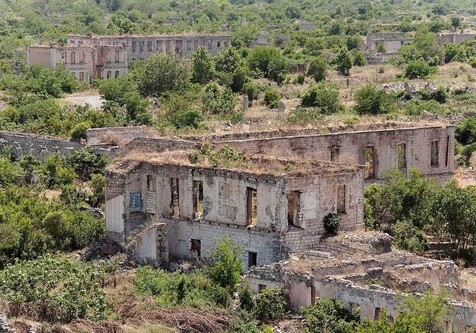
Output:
[27, 33, 231, 81]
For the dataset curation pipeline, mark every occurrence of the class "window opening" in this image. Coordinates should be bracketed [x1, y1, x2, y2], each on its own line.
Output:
[248, 251, 257, 269]
[365, 146, 375, 179]
[147, 175, 156, 192]
[288, 191, 301, 227]
[191, 239, 201, 257]
[431, 140, 439, 167]
[193, 180, 203, 219]
[397, 143, 407, 170]
[246, 187, 257, 227]
[337, 185, 346, 214]
[130, 192, 142, 212]
[170, 178, 180, 218]
[330, 146, 340, 162]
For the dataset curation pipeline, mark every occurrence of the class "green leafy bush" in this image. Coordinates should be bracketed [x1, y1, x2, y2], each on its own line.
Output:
[323, 213, 341, 234]
[302, 298, 359, 333]
[264, 89, 280, 109]
[354, 85, 395, 115]
[253, 288, 286, 321]
[0, 257, 106, 323]
[404, 60, 432, 79]
[307, 57, 328, 82]
[301, 82, 343, 114]
[208, 236, 243, 290]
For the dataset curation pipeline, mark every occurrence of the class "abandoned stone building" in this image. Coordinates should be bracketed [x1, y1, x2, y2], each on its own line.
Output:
[244, 232, 476, 332]
[361, 31, 476, 64]
[96, 123, 455, 184]
[27, 43, 128, 81]
[27, 33, 230, 80]
[106, 151, 364, 268]
[102, 123, 456, 268]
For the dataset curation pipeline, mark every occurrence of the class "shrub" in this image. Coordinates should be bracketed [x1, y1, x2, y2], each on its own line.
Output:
[404, 60, 432, 79]
[323, 213, 341, 234]
[301, 82, 343, 114]
[254, 288, 286, 321]
[354, 85, 395, 115]
[264, 89, 280, 109]
[208, 236, 243, 290]
[238, 285, 255, 311]
[202, 82, 237, 115]
[66, 148, 107, 181]
[333, 48, 352, 76]
[456, 117, 476, 145]
[70, 121, 92, 141]
[247, 47, 289, 83]
[0, 257, 106, 323]
[241, 81, 258, 105]
[302, 298, 359, 333]
[169, 109, 204, 129]
[308, 57, 327, 82]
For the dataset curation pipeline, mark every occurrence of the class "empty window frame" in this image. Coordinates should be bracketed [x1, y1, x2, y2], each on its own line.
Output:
[431, 140, 439, 167]
[70, 51, 76, 64]
[147, 175, 156, 192]
[336, 184, 346, 214]
[258, 284, 266, 292]
[129, 192, 142, 212]
[246, 187, 257, 227]
[139, 41, 144, 52]
[397, 143, 407, 170]
[147, 41, 153, 51]
[132, 41, 137, 52]
[170, 178, 180, 218]
[330, 146, 340, 162]
[193, 180, 204, 220]
[79, 72, 84, 81]
[106, 70, 112, 79]
[374, 307, 382, 320]
[248, 251, 257, 269]
[114, 50, 120, 63]
[364, 146, 376, 179]
[445, 135, 450, 167]
[115, 70, 120, 78]
[288, 191, 301, 227]
[191, 239, 201, 257]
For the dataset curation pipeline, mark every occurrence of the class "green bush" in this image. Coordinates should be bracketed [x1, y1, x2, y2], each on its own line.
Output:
[253, 288, 286, 321]
[323, 213, 341, 234]
[66, 148, 107, 181]
[0, 257, 106, 323]
[404, 60, 432, 79]
[307, 57, 327, 82]
[247, 47, 289, 83]
[202, 82, 237, 115]
[354, 85, 395, 115]
[301, 82, 343, 114]
[208, 236, 243, 290]
[241, 81, 259, 105]
[302, 298, 359, 333]
[264, 89, 280, 109]
[70, 121, 92, 141]
[456, 117, 476, 145]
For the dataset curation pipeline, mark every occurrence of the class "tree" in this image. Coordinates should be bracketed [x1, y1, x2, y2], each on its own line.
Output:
[307, 57, 328, 82]
[254, 289, 286, 321]
[354, 85, 395, 115]
[137, 54, 190, 97]
[247, 47, 289, 83]
[301, 82, 343, 114]
[202, 82, 236, 115]
[208, 236, 243, 290]
[216, 47, 243, 74]
[451, 17, 461, 30]
[66, 148, 107, 181]
[399, 28, 442, 64]
[90, 173, 105, 207]
[456, 117, 476, 145]
[191, 47, 215, 85]
[334, 48, 352, 76]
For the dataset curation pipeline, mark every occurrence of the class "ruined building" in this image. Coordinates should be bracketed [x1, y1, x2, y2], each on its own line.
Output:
[27, 33, 230, 80]
[244, 232, 476, 332]
[103, 123, 455, 267]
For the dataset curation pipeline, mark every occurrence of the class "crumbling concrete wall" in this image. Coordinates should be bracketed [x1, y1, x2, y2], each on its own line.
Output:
[129, 222, 169, 266]
[0, 131, 81, 160]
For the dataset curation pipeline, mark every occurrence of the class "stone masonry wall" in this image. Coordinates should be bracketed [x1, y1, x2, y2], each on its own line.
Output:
[166, 218, 283, 268]
[0, 131, 81, 160]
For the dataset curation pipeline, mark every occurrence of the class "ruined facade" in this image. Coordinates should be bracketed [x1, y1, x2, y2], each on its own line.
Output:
[27, 33, 230, 80]
[361, 31, 476, 64]
[244, 232, 476, 332]
[106, 152, 363, 267]
[103, 123, 455, 267]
